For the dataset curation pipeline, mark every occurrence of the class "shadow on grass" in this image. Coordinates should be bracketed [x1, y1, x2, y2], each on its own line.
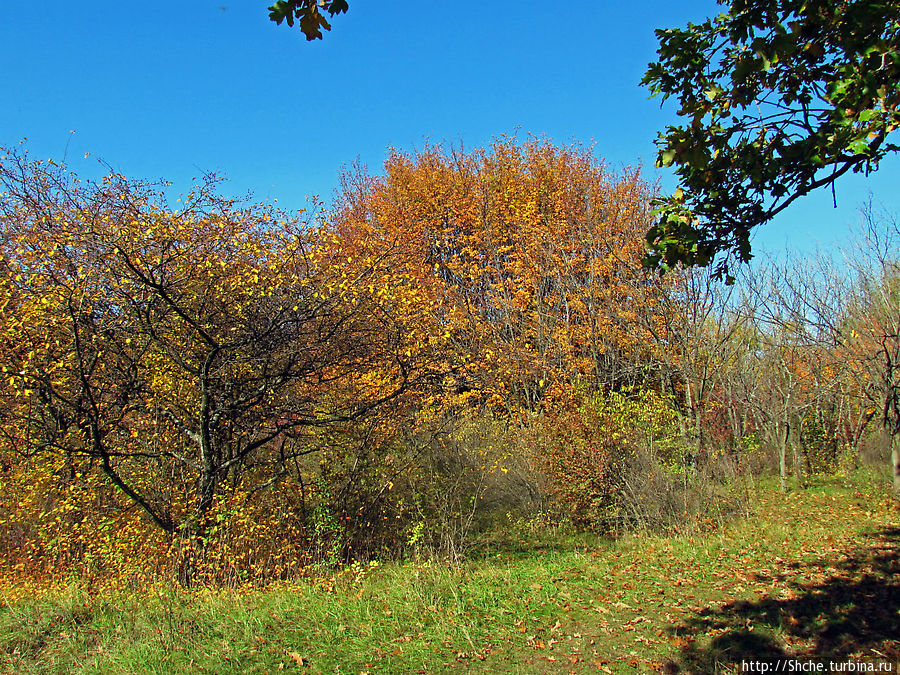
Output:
[666, 527, 900, 673]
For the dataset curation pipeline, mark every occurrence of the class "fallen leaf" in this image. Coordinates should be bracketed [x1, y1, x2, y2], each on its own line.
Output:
[286, 651, 309, 666]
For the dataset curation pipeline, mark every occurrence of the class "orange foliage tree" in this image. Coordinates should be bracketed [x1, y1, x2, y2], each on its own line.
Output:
[328, 137, 680, 529]
[332, 137, 673, 413]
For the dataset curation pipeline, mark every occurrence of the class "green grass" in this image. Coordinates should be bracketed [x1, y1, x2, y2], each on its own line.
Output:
[2, 469, 897, 674]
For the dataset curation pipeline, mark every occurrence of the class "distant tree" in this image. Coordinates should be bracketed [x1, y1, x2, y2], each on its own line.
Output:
[643, 0, 900, 278]
[648, 266, 745, 455]
[844, 204, 900, 500]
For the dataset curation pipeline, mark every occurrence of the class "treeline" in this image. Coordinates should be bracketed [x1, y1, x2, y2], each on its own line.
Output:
[0, 139, 897, 586]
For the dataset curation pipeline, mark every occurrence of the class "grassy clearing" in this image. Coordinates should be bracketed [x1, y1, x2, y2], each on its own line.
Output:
[1, 470, 897, 674]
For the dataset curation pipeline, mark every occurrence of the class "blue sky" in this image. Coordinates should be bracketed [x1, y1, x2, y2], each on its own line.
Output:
[2, 1, 897, 259]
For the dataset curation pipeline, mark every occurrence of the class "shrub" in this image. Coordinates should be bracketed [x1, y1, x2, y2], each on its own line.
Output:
[520, 385, 749, 533]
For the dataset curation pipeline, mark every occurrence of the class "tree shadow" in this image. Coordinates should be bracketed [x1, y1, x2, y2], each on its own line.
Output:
[665, 527, 900, 673]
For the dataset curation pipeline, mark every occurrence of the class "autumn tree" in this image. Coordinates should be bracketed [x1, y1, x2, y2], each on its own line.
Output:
[325, 137, 693, 532]
[332, 137, 671, 413]
[0, 149, 430, 546]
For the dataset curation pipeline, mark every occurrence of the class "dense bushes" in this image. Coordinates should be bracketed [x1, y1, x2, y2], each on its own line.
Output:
[0, 139, 891, 589]
[517, 387, 749, 534]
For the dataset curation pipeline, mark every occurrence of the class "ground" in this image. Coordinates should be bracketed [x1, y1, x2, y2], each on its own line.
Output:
[1, 470, 897, 674]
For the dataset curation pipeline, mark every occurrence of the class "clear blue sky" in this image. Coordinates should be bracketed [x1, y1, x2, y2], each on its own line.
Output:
[2, 1, 897, 258]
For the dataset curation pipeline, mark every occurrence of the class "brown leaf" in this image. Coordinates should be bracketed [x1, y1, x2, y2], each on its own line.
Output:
[286, 651, 308, 666]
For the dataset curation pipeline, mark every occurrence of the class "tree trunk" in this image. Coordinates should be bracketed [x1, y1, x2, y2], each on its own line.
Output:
[792, 436, 804, 488]
[778, 422, 789, 493]
[892, 433, 900, 501]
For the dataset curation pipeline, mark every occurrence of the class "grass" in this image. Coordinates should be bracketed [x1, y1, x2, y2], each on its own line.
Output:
[1, 469, 897, 674]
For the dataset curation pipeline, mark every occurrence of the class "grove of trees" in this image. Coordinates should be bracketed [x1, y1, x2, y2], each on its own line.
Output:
[1, 137, 897, 586]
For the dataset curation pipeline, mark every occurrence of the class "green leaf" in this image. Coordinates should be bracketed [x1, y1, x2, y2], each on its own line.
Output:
[848, 139, 872, 155]
[268, 0, 293, 26]
[641, 0, 900, 275]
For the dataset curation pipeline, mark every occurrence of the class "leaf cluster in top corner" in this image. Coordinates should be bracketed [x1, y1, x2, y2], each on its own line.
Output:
[268, 0, 349, 40]
[643, 0, 900, 278]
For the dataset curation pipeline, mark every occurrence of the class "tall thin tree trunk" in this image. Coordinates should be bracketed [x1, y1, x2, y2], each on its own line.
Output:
[792, 435, 803, 488]
[892, 433, 900, 501]
[778, 422, 789, 493]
